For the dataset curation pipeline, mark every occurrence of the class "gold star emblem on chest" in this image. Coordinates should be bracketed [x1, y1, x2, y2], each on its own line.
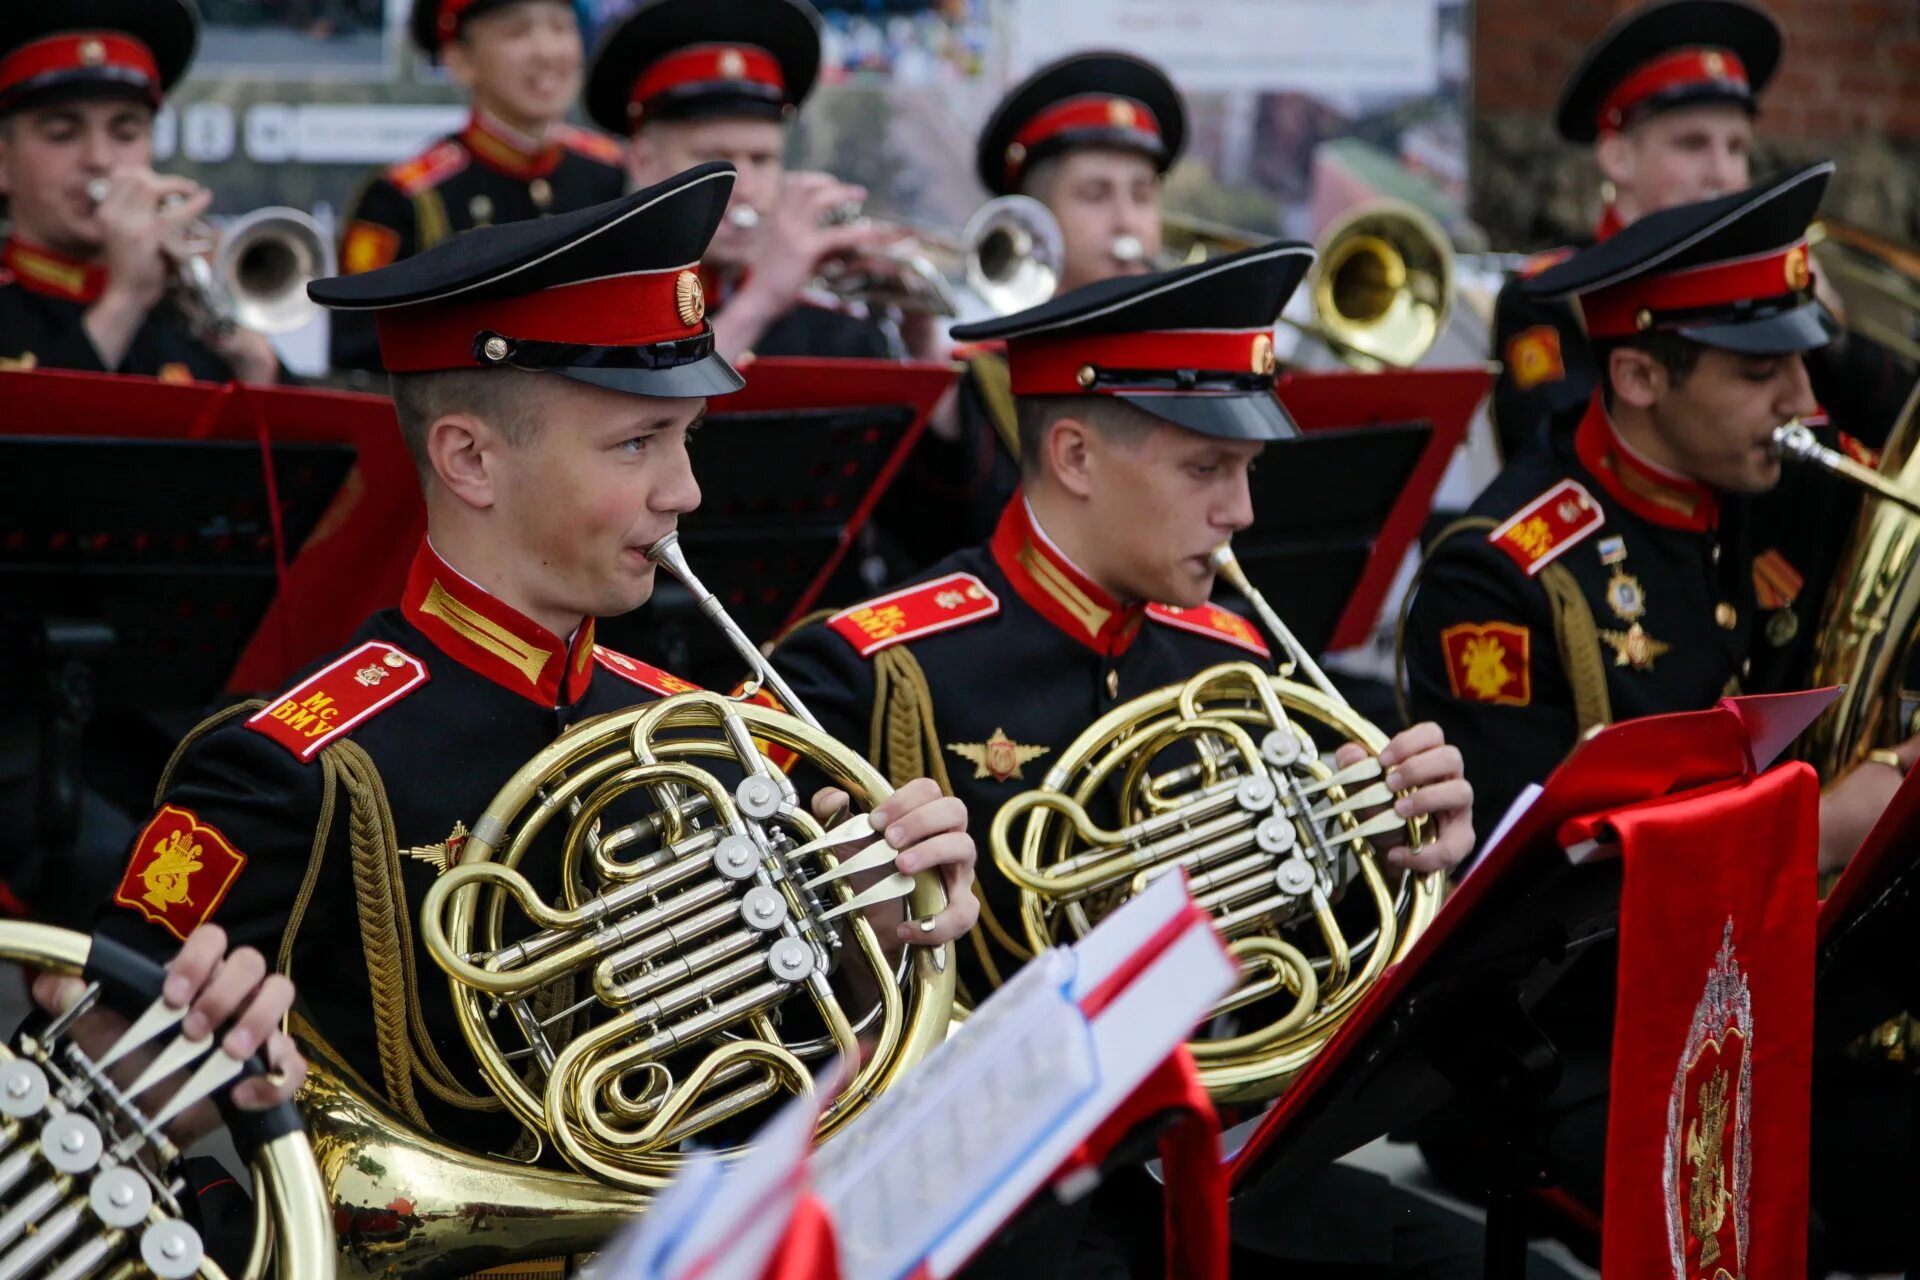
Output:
[1598, 623, 1671, 671]
[947, 729, 1049, 783]
[402, 820, 470, 874]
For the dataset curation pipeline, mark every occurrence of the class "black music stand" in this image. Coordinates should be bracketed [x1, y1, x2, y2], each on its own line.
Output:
[1225, 691, 1834, 1279]
[594, 359, 953, 688]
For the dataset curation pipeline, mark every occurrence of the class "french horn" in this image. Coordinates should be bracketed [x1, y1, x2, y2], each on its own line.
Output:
[990, 546, 1445, 1105]
[0, 923, 332, 1279]
[295, 534, 954, 1276]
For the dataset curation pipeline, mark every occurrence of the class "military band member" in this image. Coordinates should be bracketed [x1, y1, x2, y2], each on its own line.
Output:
[95, 164, 977, 1161]
[588, 0, 927, 364]
[327, 0, 626, 373]
[0, 1, 281, 383]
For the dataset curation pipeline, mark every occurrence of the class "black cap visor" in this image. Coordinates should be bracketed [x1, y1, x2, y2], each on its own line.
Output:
[1677, 297, 1836, 355]
[555, 351, 746, 399]
[0, 70, 159, 117]
[1115, 389, 1299, 442]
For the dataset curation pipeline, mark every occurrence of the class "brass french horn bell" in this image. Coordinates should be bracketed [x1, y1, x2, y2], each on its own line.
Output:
[990, 545, 1445, 1105]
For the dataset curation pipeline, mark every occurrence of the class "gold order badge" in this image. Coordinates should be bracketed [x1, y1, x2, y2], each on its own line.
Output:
[676, 269, 707, 326]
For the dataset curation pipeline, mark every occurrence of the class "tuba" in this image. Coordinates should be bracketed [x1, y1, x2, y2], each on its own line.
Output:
[0, 922, 333, 1279]
[297, 534, 953, 1276]
[990, 546, 1445, 1105]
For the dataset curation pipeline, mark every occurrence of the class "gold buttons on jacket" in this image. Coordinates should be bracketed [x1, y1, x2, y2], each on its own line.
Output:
[1714, 602, 1737, 630]
[1106, 670, 1120, 698]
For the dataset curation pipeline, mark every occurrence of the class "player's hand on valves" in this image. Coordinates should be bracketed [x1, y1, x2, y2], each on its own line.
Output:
[810, 777, 979, 945]
[1332, 720, 1474, 874]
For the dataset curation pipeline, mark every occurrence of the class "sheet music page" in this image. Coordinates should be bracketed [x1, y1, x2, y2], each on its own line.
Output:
[811, 947, 1099, 1280]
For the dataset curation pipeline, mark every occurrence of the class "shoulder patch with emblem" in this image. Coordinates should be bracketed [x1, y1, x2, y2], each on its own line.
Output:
[1505, 324, 1566, 391]
[1518, 246, 1575, 279]
[1146, 602, 1271, 658]
[1439, 622, 1532, 706]
[245, 640, 430, 761]
[594, 646, 701, 696]
[114, 804, 248, 942]
[826, 572, 1000, 658]
[1488, 479, 1604, 576]
[341, 220, 401, 275]
[386, 140, 469, 196]
[557, 124, 624, 166]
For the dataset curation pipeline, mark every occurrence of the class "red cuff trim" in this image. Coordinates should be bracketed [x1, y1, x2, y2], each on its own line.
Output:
[1009, 329, 1271, 396]
[1598, 46, 1750, 133]
[0, 32, 160, 106]
[1008, 94, 1162, 179]
[1582, 241, 1809, 339]
[629, 43, 784, 120]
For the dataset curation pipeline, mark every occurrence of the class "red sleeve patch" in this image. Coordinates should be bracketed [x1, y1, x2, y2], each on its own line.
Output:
[114, 805, 248, 942]
[1504, 325, 1566, 391]
[341, 220, 401, 275]
[245, 641, 429, 761]
[595, 646, 701, 696]
[826, 573, 1000, 658]
[1440, 622, 1532, 706]
[1488, 479, 1604, 576]
[386, 140, 468, 196]
[557, 124, 624, 166]
[1145, 602, 1271, 658]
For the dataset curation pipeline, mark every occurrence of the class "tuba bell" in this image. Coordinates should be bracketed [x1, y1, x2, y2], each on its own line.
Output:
[296, 535, 954, 1275]
[989, 547, 1446, 1105]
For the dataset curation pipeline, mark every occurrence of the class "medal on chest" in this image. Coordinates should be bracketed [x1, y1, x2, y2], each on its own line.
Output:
[947, 728, 1050, 783]
[1595, 536, 1670, 671]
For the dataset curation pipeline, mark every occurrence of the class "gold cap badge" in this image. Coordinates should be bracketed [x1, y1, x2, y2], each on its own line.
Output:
[1251, 333, 1276, 376]
[1784, 245, 1810, 291]
[77, 39, 106, 66]
[1108, 99, 1138, 128]
[675, 270, 706, 326]
[718, 47, 747, 79]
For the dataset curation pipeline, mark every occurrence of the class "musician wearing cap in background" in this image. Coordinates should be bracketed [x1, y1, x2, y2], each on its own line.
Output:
[590, 0, 940, 366]
[327, 0, 628, 375]
[0, 1, 280, 384]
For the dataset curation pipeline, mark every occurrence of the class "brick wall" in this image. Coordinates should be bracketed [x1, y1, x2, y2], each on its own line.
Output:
[1470, 0, 1920, 246]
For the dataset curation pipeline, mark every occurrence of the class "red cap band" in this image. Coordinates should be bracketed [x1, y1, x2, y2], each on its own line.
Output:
[437, 0, 481, 45]
[1006, 94, 1162, 179]
[1008, 329, 1272, 396]
[0, 32, 160, 106]
[374, 267, 707, 372]
[628, 43, 785, 123]
[1581, 241, 1810, 338]
[1597, 46, 1749, 133]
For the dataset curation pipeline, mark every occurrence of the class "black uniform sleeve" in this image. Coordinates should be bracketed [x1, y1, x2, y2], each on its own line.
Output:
[1404, 534, 1580, 842]
[95, 720, 328, 966]
[327, 176, 420, 374]
[1488, 279, 1590, 463]
[752, 303, 893, 359]
[0, 285, 111, 372]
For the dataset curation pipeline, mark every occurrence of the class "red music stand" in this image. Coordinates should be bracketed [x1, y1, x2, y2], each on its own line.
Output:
[1227, 689, 1832, 1279]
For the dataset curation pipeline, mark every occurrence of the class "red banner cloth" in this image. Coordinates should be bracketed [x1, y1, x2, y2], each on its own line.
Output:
[1582, 763, 1816, 1279]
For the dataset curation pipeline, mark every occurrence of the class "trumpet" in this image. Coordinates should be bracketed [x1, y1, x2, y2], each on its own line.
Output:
[85, 178, 331, 339]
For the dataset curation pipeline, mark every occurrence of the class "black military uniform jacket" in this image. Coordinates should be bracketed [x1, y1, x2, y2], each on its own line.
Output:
[97, 539, 692, 1156]
[1404, 393, 1765, 838]
[1489, 243, 1594, 463]
[0, 237, 238, 382]
[767, 494, 1274, 1000]
[713, 273, 889, 360]
[328, 114, 626, 372]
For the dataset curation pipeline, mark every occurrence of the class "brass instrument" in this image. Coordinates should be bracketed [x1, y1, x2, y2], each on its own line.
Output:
[1777, 394, 1920, 778]
[1306, 198, 1455, 369]
[1810, 217, 1920, 365]
[961, 195, 1063, 317]
[0, 922, 333, 1279]
[293, 534, 953, 1275]
[84, 180, 331, 339]
[989, 545, 1446, 1105]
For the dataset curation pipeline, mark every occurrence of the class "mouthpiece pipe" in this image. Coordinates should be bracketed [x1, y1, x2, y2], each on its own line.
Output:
[646, 533, 823, 730]
[1772, 421, 1920, 517]
[1208, 544, 1347, 706]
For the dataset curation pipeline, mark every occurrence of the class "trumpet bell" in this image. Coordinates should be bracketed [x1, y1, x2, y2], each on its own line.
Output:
[963, 195, 1063, 316]
[1310, 199, 1455, 368]
[217, 207, 333, 336]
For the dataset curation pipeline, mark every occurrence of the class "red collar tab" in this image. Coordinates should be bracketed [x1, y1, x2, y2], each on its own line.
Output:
[1580, 240, 1811, 340]
[0, 31, 161, 110]
[1006, 93, 1162, 182]
[3, 239, 106, 304]
[990, 496, 1143, 656]
[400, 540, 598, 705]
[1594, 203, 1625, 242]
[1598, 46, 1750, 135]
[461, 113, 563, 180]
[374, 265, 709, 372]
[1574, 394, 1719, 532]
[627, 43, 786, 127]
[1007, 328, 1277, 398]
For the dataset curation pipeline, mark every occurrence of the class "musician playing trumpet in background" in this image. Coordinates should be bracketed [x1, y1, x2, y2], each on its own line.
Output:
[0, 2, 280, 384]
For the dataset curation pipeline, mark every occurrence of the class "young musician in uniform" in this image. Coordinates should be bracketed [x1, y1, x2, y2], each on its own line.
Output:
[768, 250, 1581, 1280]
[328, 0, 626, 373]
[0, 1, 281, 383]
[589, 0, 936, 364]
[95, 164, 977, 1166]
